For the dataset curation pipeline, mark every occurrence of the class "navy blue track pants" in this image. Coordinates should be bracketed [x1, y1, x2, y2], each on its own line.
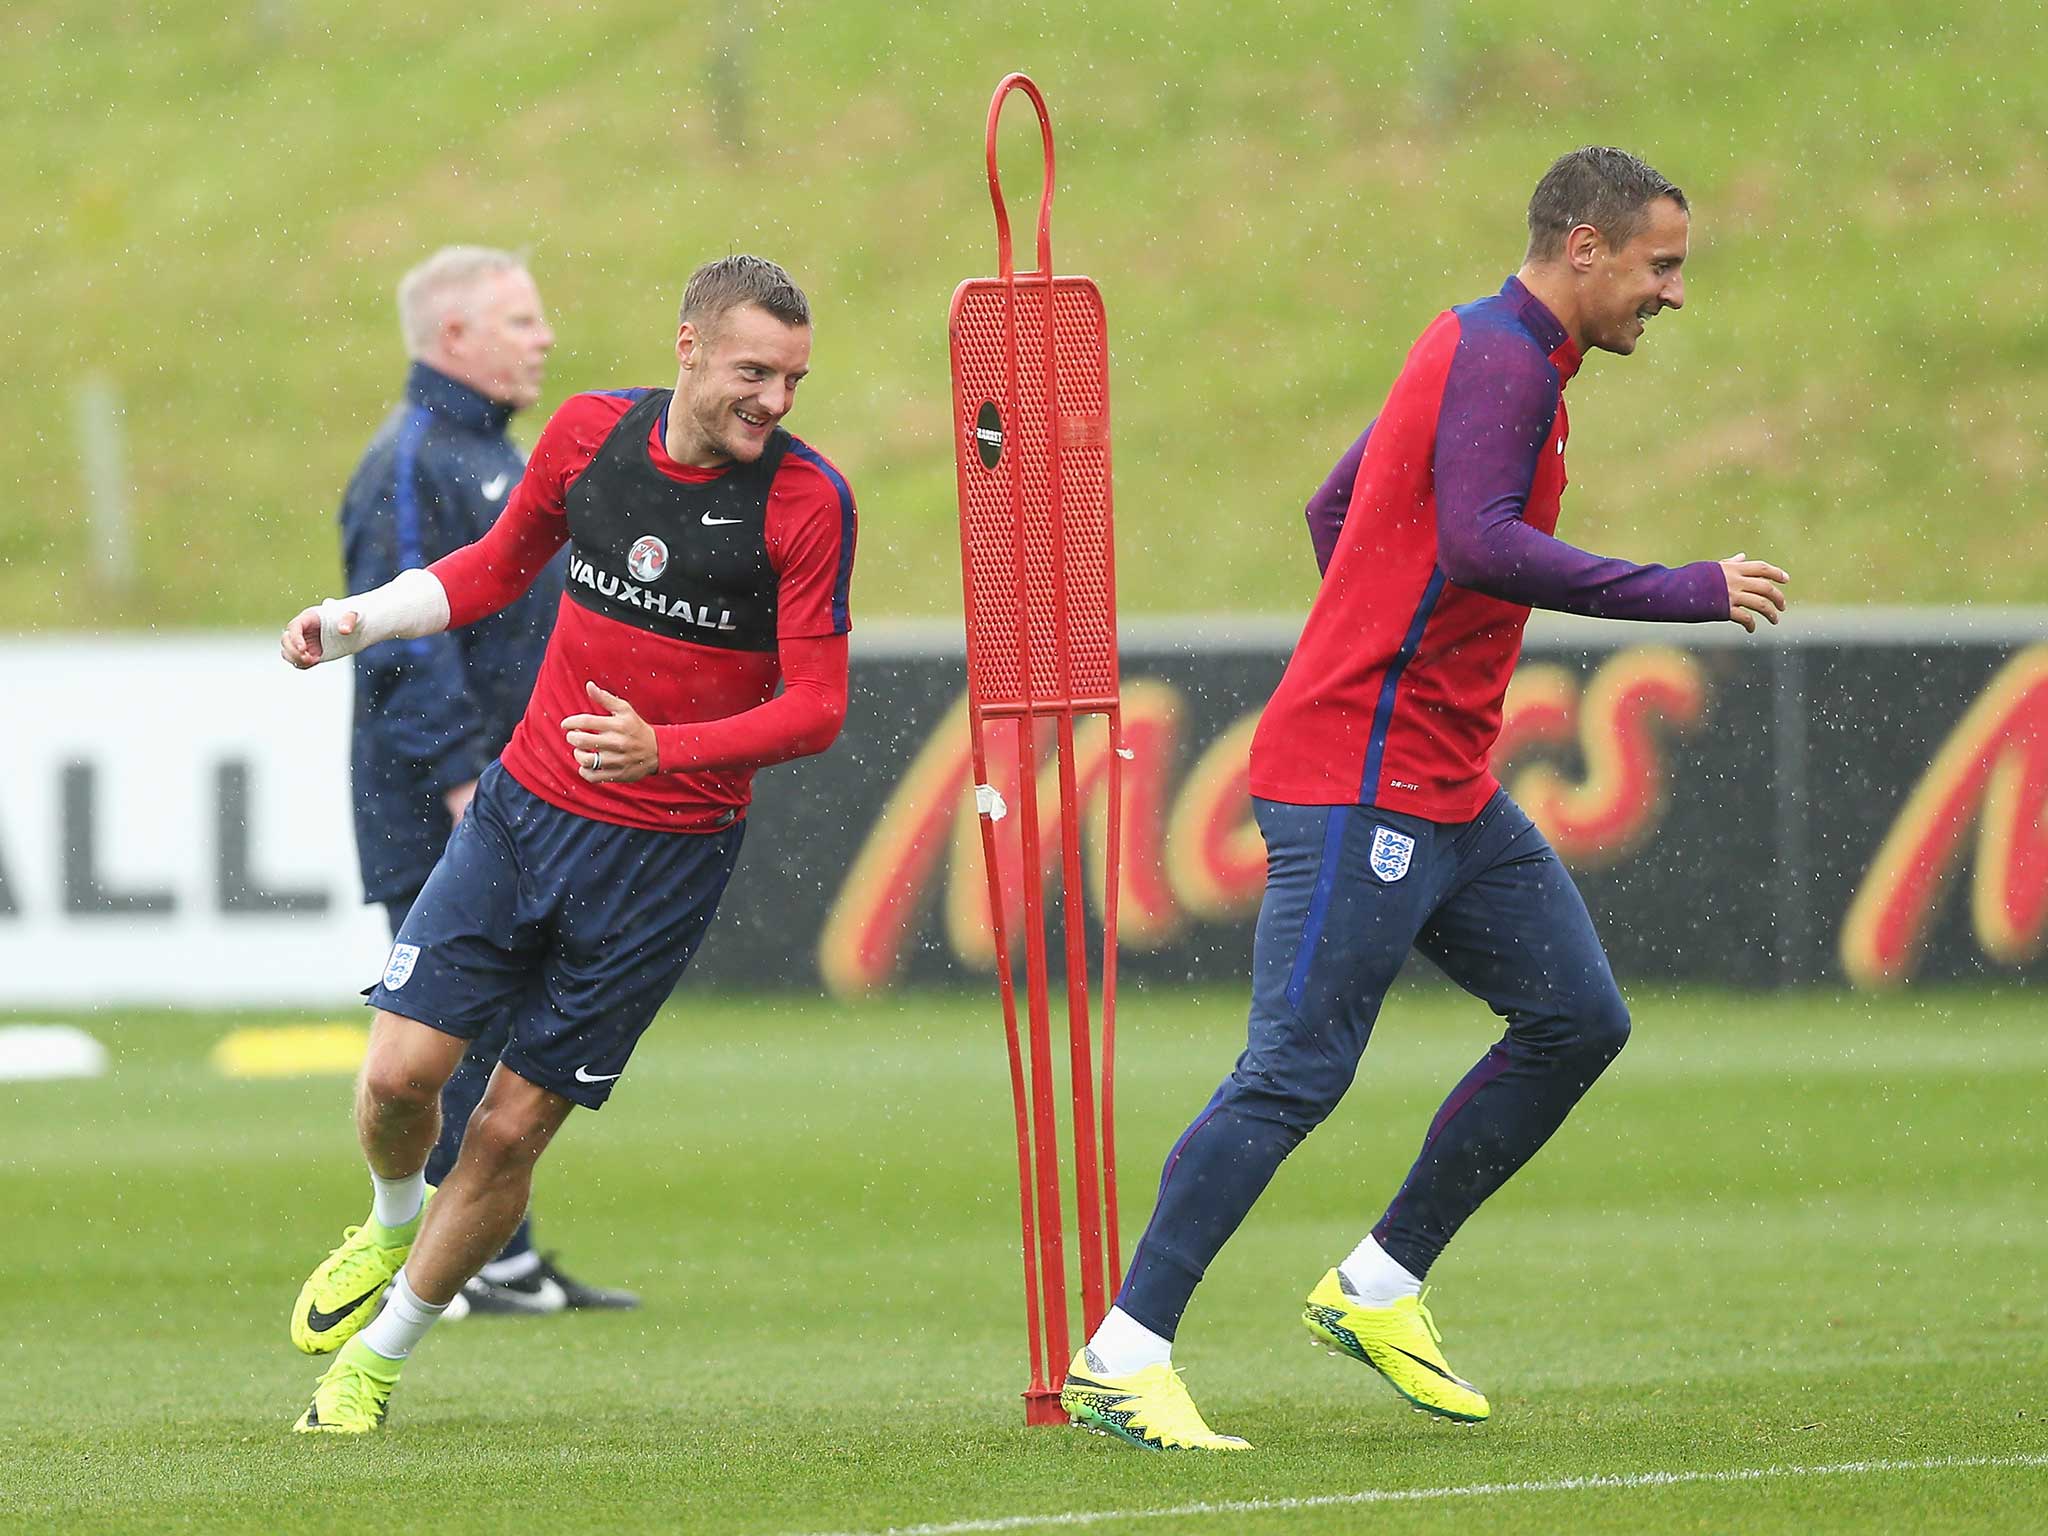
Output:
[1117, 791, 1631, 1337]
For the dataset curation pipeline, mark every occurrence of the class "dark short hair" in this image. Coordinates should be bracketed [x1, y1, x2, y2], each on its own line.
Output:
[679, 254, 811, 336]
[1525, 147, 1688, 260]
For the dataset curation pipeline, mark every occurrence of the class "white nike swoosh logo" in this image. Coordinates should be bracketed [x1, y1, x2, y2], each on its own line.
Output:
[701, 513, 743, 526]
[482, 473, 511, 499]
[573, 1065, 623, 1084]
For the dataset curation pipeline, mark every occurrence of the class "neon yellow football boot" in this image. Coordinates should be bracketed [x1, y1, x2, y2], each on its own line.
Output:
[1058, 1349, 1252, 1451]
[291, 1336, 402, 1434]
[1303, 1269, 1489, 1423]
[289, 1187, 432, 1355]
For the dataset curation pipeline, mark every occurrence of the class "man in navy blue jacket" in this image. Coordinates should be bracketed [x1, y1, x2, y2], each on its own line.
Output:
[340, 246, 636, 1317]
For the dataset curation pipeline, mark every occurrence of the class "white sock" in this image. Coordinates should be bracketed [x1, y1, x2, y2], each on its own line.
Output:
[358, 1269, 448, 1362]
[1084, 1306, 1172, 1376]
[1337, 1236, 1422, 1308]
[479, 1250, 541, 1284]
[370, 1170, 426, 1232]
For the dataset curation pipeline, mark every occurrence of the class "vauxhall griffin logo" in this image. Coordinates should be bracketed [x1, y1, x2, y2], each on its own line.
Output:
[974, 401, 1005, 469]
[627, 536, 669, 583]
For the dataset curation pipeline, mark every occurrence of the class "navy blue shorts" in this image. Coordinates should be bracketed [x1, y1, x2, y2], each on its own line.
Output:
[367, 762, 744, 1108]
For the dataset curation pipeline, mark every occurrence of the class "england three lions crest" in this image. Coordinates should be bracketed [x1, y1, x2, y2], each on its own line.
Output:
[383, 943, 421, 990]
[627, 535, 669, 583]
[1369, 826, 1415, 883]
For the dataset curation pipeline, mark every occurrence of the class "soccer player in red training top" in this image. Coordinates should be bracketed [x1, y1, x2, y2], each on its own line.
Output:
[277, 255, 856, 1433]
[1059, 148, 1789, 1451]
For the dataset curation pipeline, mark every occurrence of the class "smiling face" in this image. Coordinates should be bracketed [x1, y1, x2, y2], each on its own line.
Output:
[666, 303, 813, 468]
[1580, 195, 1689, 356]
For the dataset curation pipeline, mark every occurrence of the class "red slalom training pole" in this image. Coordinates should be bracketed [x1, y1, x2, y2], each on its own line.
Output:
[948, 73, 1126, 1428]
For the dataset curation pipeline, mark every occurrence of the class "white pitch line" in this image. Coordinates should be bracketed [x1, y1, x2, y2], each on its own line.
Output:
[785, 1453, 2048, 1536]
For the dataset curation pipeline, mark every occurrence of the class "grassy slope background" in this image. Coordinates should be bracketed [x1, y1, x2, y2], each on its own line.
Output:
[1, 986, 2044, 1533]
[2, 0, 2044, 632]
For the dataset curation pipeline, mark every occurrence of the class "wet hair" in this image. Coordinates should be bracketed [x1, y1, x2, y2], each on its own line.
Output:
[1525, 148, 1687, 261]
[396, 246, 528, 358]
[678, 254, 811, 337]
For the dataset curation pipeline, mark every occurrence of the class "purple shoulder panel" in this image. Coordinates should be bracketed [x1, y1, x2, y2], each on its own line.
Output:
[1305, 421, 1373, 574]
[1433, 299, 1725, 622]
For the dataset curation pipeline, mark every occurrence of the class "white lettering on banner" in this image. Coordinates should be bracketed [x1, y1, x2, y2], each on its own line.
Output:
[0, 638, 389, 1005]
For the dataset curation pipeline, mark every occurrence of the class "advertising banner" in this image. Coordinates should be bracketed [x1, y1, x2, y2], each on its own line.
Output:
[0, 615, 2040, 1005]
[0, 638, 388, 1006]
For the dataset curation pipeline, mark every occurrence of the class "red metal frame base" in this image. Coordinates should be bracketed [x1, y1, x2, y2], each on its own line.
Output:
[1024, 1388, 1069, 1427]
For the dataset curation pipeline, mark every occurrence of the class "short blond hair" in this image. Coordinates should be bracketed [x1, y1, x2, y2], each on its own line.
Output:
[396, 246, 528, 358]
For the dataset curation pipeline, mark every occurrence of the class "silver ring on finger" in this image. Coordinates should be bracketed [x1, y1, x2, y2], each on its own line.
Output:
[590, 750, 602, 772]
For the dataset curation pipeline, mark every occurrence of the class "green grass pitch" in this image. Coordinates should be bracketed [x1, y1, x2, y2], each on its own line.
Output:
[2, 984, 2043, 1533]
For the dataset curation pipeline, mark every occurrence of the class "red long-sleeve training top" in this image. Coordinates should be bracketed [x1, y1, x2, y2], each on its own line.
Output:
[428, 387, 857, 833]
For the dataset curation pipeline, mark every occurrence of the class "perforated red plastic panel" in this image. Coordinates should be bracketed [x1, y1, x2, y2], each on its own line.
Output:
[950, 274, 1120, 713]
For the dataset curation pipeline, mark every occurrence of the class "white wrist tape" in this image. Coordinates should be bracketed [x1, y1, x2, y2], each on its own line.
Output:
[317, 568, 452, 660]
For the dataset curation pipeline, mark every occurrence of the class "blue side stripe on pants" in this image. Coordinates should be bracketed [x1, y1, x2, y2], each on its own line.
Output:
[1284, 806, 1350, 1010]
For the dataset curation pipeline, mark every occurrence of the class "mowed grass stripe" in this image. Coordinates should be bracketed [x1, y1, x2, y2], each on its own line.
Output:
[1, 986, 2043, 1536]
[788, 1453, 2048, 1536]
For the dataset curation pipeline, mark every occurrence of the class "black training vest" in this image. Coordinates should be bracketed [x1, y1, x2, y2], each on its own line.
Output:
[561, 389, 786, 652]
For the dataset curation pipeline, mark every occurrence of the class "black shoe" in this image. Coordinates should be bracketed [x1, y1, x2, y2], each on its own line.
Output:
[459, 1267, 568, 1317]
[534, 1252, 640, 1311]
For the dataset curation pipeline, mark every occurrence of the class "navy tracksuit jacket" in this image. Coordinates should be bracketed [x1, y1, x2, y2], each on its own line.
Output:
[341, 362, 567, 903]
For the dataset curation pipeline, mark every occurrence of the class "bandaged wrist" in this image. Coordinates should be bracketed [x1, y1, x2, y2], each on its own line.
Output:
[318, 568, 452, 659]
